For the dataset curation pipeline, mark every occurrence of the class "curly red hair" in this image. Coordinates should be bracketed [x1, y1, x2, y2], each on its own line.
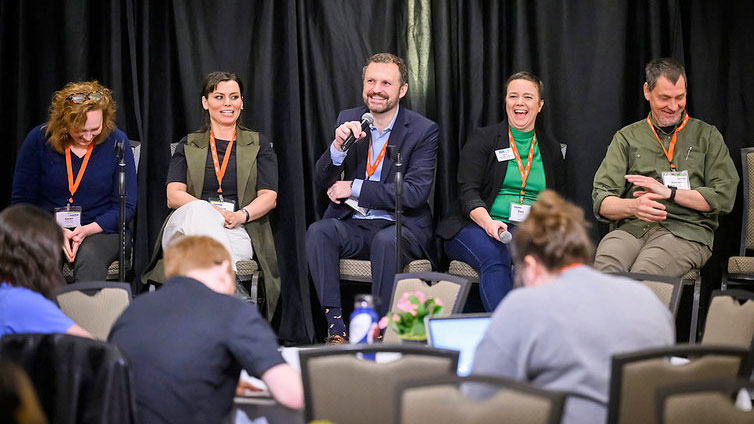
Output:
[44, 80, 116, 154]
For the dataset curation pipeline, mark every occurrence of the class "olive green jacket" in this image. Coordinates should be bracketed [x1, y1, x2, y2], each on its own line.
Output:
[142, 127, 281, 320]
[592, 113, 739, 249]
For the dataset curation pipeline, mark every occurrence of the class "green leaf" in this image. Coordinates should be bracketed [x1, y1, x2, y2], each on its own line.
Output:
[416, 302, 428, 317]
[409, 319, 426, 337]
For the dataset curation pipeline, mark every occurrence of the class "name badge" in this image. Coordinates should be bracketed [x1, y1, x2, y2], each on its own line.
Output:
[495, 148, 515, 162]
[662, 170, 690, 190]
[54, 206, 82, 229]
[208, 197, 236, 212]
[509, 203, 531, 222]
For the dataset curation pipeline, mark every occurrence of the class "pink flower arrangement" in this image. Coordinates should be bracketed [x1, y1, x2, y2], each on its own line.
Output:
[378, 291, 443, 340]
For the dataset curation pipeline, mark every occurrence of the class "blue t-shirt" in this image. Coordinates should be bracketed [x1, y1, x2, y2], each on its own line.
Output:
[0, 282, 74, 339]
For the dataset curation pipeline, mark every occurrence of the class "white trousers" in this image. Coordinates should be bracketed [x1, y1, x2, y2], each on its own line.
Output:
[162, 200, 253, 270]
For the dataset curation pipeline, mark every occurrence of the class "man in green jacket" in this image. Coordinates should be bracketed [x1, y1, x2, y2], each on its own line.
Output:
[592, 58, 739, 276]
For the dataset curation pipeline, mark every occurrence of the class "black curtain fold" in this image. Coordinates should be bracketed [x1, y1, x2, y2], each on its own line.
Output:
[2, 0, 753, 343]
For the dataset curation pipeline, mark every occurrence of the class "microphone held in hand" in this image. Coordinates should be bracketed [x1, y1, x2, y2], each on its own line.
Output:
[341, 112, 374, 152]
[498, 229, 512, 244]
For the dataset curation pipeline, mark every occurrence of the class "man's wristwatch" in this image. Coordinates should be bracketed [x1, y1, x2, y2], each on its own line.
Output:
[668, 186, 677, 202]
[242, 208, 250, 223]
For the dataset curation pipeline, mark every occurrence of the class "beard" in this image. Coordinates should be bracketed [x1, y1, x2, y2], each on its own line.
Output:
[655, 109, 684, 127]
[363, 93, 397, 114]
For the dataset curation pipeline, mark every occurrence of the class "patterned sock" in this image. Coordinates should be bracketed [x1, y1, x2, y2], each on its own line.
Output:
[324, 307, 347, 337]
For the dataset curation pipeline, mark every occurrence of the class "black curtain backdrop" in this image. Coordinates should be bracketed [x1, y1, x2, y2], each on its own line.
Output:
[1, 1, 752, 343]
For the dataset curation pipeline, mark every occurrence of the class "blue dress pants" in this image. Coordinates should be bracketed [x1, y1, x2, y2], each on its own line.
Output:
[444, 223, 515, 312]
[306, 217, 424, 316]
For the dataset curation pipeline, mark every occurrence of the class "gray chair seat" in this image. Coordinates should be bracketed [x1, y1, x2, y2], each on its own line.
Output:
[447, 260, 479, 283]
[339, 259, 432, 283]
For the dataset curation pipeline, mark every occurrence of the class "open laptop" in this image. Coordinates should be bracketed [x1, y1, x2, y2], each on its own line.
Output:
[426, 313, 492, 376]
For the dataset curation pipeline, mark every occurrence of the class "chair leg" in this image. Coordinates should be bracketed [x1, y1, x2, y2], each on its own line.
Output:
[250, 272, 259, 305]
[689, 275, 701, 342]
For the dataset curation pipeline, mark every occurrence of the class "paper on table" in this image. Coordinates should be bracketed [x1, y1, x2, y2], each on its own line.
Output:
[238, 370, 269, 397]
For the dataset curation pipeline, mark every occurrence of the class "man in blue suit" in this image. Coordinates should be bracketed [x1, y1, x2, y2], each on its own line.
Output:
[306, 53, 439, 341]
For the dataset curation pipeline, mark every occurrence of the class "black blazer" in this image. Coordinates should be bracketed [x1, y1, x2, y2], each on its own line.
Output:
[437, 120, 568, 240]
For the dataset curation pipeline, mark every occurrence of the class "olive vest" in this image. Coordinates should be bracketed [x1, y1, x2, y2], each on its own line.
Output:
[142, 128, 281, 320]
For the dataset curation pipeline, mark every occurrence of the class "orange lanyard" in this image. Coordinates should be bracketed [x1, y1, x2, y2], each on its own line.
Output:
[209, 129, 236, 194]
[366, 137, 389, 178]
[65, 143, 94, 204]
[559, 263, 583, 274]
[507, 127, 537, 202]
[646, 114, 689, 170]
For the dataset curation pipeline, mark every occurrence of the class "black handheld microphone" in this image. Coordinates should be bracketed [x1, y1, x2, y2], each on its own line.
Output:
[341, 112, 374, 152]
[498, 229, 513, 244]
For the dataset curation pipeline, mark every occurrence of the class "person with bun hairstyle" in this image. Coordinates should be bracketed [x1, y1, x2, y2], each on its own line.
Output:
[466, 190, 673, 424]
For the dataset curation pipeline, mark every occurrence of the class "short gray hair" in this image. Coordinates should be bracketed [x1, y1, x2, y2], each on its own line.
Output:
[645, 58, 687, 91]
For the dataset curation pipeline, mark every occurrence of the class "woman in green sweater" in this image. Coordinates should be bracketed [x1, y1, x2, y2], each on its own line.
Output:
[437, 72, 567, 311]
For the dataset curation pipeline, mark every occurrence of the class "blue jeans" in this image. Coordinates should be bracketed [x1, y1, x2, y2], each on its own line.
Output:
[444, 223, 515, 311]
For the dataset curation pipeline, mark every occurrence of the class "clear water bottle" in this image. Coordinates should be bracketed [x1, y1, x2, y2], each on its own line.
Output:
[349, 294, 378, 345]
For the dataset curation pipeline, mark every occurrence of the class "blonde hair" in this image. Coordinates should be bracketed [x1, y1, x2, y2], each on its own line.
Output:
[163, 236, 232, 278]
[512, 190, 593, 272]
[44, 80, 116, 154]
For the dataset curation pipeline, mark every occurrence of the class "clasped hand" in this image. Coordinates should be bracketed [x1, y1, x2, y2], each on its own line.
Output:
[62, 223, 99, 262]
[625, 174, 671, 222]
[215, 207, 246, 229]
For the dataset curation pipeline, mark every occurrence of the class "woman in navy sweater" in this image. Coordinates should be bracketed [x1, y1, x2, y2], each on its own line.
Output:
[11, 81, 137, 282]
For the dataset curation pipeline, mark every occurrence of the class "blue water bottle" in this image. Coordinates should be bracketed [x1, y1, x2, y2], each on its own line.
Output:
[350, 294, 378, 352]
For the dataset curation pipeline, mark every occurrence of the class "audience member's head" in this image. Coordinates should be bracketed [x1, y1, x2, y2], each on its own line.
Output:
[512, 190, 593, 286]
[0, 360, 48, 424]
[0, 204, 64, 299]
[164, 236, 234, 295]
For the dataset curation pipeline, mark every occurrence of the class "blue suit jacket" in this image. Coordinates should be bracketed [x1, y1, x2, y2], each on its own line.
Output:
[314, 105, 439, 264]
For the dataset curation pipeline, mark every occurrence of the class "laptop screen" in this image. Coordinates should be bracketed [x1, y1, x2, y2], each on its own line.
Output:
[426, 314, 492, 376]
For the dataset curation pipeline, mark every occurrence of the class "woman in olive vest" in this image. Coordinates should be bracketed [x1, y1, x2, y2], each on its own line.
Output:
[145, 71, 280, 317]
